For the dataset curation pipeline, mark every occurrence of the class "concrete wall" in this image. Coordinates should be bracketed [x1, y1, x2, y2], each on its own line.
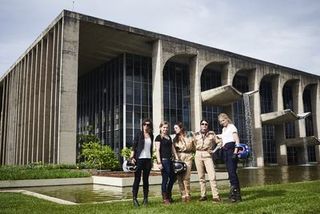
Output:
[0, 13, 79, 165]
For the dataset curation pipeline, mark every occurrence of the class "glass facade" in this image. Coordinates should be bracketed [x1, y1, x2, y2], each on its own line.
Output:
[260, 79, 277, 164]
[163, 61, 190, 131]
[232, 75, 249, 144]
[201, 68, 222, 133]
[77, 53, 152, 158]
[283, 84, 295, 138]
[303, 87, 316, 162]
[78, 55, 124, 156]
[125, 54, 153, 147]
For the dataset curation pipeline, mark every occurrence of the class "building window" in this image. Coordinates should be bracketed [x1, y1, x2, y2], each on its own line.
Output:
[201, 68, 222, 133]
[283, 84, 295, 138]
[260, 79, 276, 164]
[125, 54, 152, 147]
[163, 61, 190, 131]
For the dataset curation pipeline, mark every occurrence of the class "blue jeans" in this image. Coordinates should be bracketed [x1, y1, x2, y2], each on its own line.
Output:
[223, 142, 240, 188]
[161, 159, 175, 194]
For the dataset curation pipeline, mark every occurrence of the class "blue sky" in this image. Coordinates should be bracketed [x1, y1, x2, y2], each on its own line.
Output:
[1, 0, 320, 76]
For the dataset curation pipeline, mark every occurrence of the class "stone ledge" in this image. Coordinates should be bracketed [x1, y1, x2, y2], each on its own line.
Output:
[93, 171, 228, 187]
[0, 177, 93, 189]
[0, 171, 228, 188]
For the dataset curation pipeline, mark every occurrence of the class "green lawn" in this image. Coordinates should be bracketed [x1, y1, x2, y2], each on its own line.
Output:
[0, 165, 91, 180]
[1, 180, 320, 214]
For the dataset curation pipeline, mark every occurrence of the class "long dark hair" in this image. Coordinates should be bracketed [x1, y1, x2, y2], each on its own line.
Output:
[141, 118, 153, 134]
[174, 122, 186, 143]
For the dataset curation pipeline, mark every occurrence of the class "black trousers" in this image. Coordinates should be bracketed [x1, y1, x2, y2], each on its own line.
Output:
[132, 158, 152, 198]
[222, 142, 240, 189]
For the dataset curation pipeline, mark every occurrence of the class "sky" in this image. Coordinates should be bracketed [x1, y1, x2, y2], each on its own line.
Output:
[1, 0, 320, 77]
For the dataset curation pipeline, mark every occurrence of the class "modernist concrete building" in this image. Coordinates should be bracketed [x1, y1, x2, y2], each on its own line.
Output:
[1, 10, 319, 166]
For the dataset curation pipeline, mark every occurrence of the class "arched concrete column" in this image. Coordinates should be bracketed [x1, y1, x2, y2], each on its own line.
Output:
[272, 74, 287, 165]
[152, 40, 197, 133]
[292, 79, 308, 164]
[191, 50, 229, 131]
[249, 65, 264, 167]
[189, 54, 202, 132]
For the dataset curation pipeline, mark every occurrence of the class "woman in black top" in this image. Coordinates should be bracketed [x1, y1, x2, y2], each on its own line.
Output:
[130, 118, 154, 207]
[155, 121, 178, 204]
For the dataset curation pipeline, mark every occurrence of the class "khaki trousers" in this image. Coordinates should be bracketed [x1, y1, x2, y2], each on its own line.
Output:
[194, 151, 219, 198]
[177, 152, 193, 197]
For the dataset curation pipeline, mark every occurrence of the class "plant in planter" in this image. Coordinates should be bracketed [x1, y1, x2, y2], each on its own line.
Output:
[120, 147, 133, 172]
[81, 141, 120, 171]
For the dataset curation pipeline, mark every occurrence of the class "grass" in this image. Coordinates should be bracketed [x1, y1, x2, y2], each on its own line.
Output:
[0, 165, 91, 180]
[0, 180, 319, 214]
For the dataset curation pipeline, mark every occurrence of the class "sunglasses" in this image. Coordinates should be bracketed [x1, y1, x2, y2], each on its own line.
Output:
[201, 123, 208, 126]
[143, 123, 151, 126]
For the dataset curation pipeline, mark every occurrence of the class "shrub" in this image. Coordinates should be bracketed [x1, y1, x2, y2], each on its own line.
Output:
[81, 141, 120, 170]
[120, 147, 132, 160]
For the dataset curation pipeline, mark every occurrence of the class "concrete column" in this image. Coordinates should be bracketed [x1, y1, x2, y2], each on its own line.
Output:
[43, 33, 53, 163]
[272, 76, 288, 165]
[19, 59, 27, 165]
[189, 55, 202, 131]
[57, 17, 79, 164]
[36, 39, 46, 162]
[152, 40, 164, 134]
[27, 48, 36, 163]
[32, 44, 41, 162]
[250, 70, 264, 167]
[23, 53, 31, 164]
[293, 81, 308, 164]
[15, 63, 23, 164]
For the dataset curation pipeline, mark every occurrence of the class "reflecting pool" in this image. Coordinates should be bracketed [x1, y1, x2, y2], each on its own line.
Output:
[20, 165, 320, 203]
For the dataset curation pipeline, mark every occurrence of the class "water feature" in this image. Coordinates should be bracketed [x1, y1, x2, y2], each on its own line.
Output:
[16, 165, 320, 203]
[243, 92, 256, 167]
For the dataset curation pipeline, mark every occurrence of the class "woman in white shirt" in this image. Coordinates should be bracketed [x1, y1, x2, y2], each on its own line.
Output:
[217, 113, 242, 202]
[130, 118, 154, 207]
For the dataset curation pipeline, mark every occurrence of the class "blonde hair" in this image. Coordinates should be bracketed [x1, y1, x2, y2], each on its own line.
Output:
[218, 113, 233, 124]
[159, 121, 169, 134]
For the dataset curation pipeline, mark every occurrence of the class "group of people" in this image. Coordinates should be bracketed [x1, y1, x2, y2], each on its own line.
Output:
[129, 113, 242, 207]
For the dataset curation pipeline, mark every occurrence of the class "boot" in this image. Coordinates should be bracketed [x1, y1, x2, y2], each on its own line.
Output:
[143, 189, 148, 205]
[133, 197, 140, 207]
[230, 187, 242, 203]
[132, 191, 140, 207]
[167, 192, 173, 203]
[162, 192, 170, 205]
[229, 186, 235, 199]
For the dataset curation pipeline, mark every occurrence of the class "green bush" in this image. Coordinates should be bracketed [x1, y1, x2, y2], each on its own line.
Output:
[120, 147, 132, 160]
[81, 141, 120, 170]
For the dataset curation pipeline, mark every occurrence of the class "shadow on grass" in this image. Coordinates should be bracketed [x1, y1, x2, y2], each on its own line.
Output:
[241, 189, 286, 201]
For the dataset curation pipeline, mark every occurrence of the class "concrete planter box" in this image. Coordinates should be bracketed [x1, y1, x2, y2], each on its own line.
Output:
[93, 171, 228, 187]
[0, 171, 228, 188]
[0, 177, 92, 189]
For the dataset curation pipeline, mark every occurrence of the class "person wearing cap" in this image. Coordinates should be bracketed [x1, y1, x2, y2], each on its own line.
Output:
[217, 113, 242, 202]
[173, 122, 195, 202]
[130, 118, 154, 207]
[194, 119, 221, 203]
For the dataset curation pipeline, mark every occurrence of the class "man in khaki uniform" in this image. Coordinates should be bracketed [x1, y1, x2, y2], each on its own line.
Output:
[194, 119, 221, 203]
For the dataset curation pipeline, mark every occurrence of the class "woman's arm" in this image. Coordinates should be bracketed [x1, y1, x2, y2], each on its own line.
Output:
[155, 141, 163, 169]
[232, 132, 240, 154]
